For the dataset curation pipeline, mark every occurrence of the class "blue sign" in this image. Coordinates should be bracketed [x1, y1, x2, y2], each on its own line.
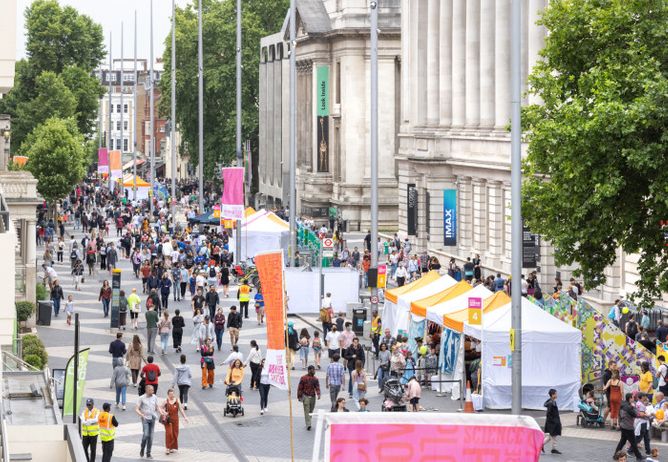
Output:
[443, 189, 457, 246]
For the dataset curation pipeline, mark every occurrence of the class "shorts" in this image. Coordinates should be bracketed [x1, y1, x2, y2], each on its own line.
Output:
[410, 397, 420, 405]
[130, 311, 139, 319]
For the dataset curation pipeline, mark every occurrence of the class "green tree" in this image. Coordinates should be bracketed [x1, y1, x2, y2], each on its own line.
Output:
[522, 0, 668, 306]
[11, 71, 77, 152]
[23, 118, 87, 204]
[61, 65, 105, 136]
[159, 0, 289, 178]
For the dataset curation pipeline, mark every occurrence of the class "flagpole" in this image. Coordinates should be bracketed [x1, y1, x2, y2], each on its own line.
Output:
[120, 21, 124, 195]
[133, 10, 137, 200]
[108, 31, 113, 191]
[149, 0, 156, 217]
[170, 0, 177, 218]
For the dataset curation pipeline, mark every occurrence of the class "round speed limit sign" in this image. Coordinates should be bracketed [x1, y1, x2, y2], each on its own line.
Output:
[370, 295, 379, 304]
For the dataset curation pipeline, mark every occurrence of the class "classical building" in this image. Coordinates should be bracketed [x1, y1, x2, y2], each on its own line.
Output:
[396, 0, 639, 305]
[258, 0, 401, 230]
[0, 0, 17, 96]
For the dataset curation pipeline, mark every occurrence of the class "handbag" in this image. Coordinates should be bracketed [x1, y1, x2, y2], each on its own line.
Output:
[357, 382, 367, 392]
[160, 413, 171, 425]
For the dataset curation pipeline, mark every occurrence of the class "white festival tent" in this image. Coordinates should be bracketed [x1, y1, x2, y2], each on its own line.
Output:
[231, 210, 290, 262]
[441, 297, 581, 411]
[425, 284, 493, 326]
[382, 274, 457, 337]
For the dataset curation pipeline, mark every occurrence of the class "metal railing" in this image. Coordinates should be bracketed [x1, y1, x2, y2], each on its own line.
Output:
[1, 351, 39, 373]
[0, 194, 9, 234]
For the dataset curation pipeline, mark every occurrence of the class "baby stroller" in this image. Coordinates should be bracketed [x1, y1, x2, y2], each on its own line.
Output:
[223, 384, 244, 417]
[577, 383, 604, 428]
[381, 377, 407, 412]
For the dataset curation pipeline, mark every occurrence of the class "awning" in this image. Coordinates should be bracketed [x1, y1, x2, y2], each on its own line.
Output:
[123, 159, 146, 170]
[384, 271, 441, 304]
[409, 280, 472, 318]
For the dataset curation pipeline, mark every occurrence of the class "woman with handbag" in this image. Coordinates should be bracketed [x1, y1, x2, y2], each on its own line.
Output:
[200, 338, 215, 389]
[162, 388, 188, 455]
[351, 360, 367, 410]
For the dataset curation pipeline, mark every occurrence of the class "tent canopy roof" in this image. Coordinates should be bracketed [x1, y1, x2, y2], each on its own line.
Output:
[441, 291, 510, 332]
[385, 271, 441, 304]
[122, 174, 150, 187]
[243, 210, 289, 232]
[410, 280, 473, 317]
[425, 284, 493, 326]
[397, 275, 457, 311]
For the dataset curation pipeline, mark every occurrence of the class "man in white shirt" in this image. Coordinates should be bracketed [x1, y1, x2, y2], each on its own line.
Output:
[325, 326, 342, 360]
[658, 355, 668, 396]
[221, 345, 244, 366]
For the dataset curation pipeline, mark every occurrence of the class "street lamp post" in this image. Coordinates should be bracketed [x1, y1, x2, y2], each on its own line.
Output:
[108, 31, 113, 192]
[369, 1, 379, 315]
[198, 0, 205, 213]
[120, 21, 124, 194]
[235, 0, 242, 264]
[149, 0, 155, 217]
[510, 0, 523, 415]
[171, 0, 177, 218]
[288, 0, 296, 266]
[133, 11, 137, 200]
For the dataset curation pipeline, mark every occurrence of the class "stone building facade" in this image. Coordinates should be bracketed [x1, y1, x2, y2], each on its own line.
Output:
[258, 0, 401, 231]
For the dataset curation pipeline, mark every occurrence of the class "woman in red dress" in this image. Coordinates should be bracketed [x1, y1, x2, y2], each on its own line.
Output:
[163, 388, 188, 454]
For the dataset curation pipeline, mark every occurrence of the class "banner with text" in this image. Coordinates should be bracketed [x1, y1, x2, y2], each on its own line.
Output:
[63, 348, 90, 417]
[255, 251, 288, 389]
[109, 150, 123, 184]
[97, 148, 109, 175]
[221, 167, 245, 220]
[443, 189, 457, 246]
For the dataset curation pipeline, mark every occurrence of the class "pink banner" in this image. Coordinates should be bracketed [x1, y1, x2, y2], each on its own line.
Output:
[97, 148, 109, 174]
[329, 423, 543, 461]
[221, 167, 244, 219]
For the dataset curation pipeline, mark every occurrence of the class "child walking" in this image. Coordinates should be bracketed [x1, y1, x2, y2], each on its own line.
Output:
[543, 388, 562, 454]
[65, 295, 75, 326]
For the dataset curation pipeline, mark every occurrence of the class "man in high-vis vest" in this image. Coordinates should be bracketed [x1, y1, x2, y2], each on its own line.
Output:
[81, 398, 100, 462]
[237, 280, 251, 319]
[99, 402, 119, 462]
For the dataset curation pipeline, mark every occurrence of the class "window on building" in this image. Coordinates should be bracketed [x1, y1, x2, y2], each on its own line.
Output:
[124, 121, 128, 130]
[123, 139, 129, 152]
[116, 139, 122, 150]
[109, 72, 117, 83]
[124, 104, 128, 113]
[110, 104, 113, 113]
[116, 104, 121, 113]
[116, 121, 121, 131]
[123, 73, 135, 82]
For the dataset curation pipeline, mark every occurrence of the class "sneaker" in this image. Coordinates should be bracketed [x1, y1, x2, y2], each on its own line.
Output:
[307, 426, 311, 431]
[184, 404, 188, 410]
[122, 405, 126, 410]
[140, 449, 144, 458]
[551, 449, 562, 454]
[260, 409, 264, 415]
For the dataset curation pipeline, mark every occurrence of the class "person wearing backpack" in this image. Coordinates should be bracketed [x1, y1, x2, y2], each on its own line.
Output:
[657, 355, 668, 397]
[141, 356, 161, 394]
[625, 315, 639, 341]
[320, 293, 333, 339]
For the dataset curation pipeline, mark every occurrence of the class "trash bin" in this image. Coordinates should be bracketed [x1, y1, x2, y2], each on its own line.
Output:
[352, 308, 367, 336]
[37, 300, 53, 326]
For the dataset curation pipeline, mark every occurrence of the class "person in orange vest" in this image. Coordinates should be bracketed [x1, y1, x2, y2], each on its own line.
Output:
[237, 280, 251, 319]
[81, 398, 99, 462]
[98, 402, 119, 462]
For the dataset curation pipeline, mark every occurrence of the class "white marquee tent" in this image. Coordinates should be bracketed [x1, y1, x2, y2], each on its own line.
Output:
[233, 210, 289, 261]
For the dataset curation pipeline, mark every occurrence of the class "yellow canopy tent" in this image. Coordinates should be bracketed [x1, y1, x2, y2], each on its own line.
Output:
[384, 271, 441, 304]
[409, 280, 473, 318]
[122, 175, 150, 187]
[441, 291, 511, 332]
[244, 207, 256, 217]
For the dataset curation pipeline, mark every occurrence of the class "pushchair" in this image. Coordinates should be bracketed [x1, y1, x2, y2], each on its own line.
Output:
[223, 384, 244, 417]
[577, 383, 604, 428]
[381, 377, 407, 412]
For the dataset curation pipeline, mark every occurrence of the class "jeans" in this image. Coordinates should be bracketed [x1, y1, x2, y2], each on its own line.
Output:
[322, 322, 331, 340]
[146, 327, 158, 353]
[215, 329, 224, 350]
[112, 357, 124, 369]
[178, 384, 190, 404]
[101, 298, 110, 317]
[160, 333, 169, 352]
[52, 297, 61, 316]
[636, 422, 650, 454]
[377, 366, 387, 391]
[348, 370, 354, 395]
[240, 301, 249, 318]
[115, 385, 127, 405]
[101, 440, 114, 462]
[141, 418, 156, 456]
[329, 384, 341, 411]
[302, 395, 316, 427]
[259, 383, 270, 409]
[173, 284, 180, 300]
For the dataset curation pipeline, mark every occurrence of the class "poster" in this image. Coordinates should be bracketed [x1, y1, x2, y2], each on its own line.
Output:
[317, 65, 330, 173]
[468, 297, 482, 325]
[109, 150, 122, 183]
[62, 348, 90, 417]
[255, 250, 288, 389]
[221, 167, 245, 220]
[407, 184, 418, 236]
[110, 269, 121, 329]
[97, 148, 109, 175]
[522, 222, 540, 268]
[443, 189, 457, 246]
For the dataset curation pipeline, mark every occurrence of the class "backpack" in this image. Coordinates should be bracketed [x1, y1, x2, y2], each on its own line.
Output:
[146, 368, 157, 382]
[608, 306, 616, 320]
[209, 267, 216, 278]
[70, 249, 78, 260]
[319, 307, 330, 323]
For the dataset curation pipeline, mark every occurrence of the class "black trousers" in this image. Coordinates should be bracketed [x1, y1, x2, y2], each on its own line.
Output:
[250, 362, 261, 389]
[180, 282, 187, 298]
[173, 330, 183, 349]
[616, 428, 643, 459]
[178, 384, 190, 404]
[101, 440, 114, 462]
[240, 301, 249, 318]
[82, 435, 97, 462]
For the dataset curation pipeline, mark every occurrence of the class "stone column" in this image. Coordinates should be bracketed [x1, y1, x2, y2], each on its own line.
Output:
[416, 1, 428, 126]
[451, 0, 466, 128]
[25, 219, 37, 307]
[494, 0, 511, 130]
[527, 0, 546, 105]
[439, 0, 453, 127]
[465, 0, 480, 128]
[486, 181, 503, 265]
[426, 0, 440, 125]
[458, 176, 473, 252]
[472, 178, 487, 252]
[401, 0, 411, 124]
[479, 0, 496, 128]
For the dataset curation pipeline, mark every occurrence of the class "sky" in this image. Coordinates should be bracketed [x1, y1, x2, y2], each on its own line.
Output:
[16, 0, 191, 62]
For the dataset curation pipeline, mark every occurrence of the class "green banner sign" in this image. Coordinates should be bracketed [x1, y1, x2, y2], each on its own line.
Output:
[63, 348, 90, 417]
[317, 65, 329, 117]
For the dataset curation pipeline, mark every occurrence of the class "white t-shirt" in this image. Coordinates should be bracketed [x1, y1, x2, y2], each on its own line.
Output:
[659, 364, 668, 387]
[326, 331, 341, 350]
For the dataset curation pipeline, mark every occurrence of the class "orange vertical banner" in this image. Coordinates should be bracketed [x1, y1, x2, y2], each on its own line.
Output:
[255, 250, 288, 389]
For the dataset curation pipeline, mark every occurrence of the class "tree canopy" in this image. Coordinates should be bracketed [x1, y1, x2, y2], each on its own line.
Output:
[23, 118, 87, 204]
[159, 0, 289, 178]
[522, 0, 668, 306]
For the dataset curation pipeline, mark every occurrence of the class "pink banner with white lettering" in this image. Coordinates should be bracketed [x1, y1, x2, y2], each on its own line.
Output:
[221, 167, 244, 220]
[328, 420, 543, 461]
[97, 148, 109, 175]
